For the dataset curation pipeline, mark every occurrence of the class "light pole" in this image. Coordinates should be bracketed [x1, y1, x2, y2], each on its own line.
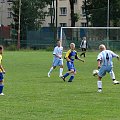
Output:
[106, 0, 109, 48]
[84, 0, 88, 27]
[0, 10, 1, 29]
[55, 0, 58, 40]
[0, 1, 4, 40]
[17, 0, 21, 49]
[107, 0, 110, 27]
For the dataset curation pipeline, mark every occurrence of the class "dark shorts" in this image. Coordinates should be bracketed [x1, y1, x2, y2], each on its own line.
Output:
[0, 73, 3, 82]
[82, 48, 86, 52]
[67, 61, 76, 72]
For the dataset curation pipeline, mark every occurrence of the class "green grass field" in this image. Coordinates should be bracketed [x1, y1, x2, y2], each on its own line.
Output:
[1, 51, 120, 120]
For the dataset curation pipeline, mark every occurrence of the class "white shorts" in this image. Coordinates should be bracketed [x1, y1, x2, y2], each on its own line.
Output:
[98, 66, 112, 77]
[52, 58, 63, 67]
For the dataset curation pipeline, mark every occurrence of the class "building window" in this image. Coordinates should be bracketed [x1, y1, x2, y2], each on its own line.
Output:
[7, 0, 13, 2]
[48, 23, 55, 27]
[48, 8, 55, 16]
[8, 8, 12, 18]
[74, 0, 77, 4]
[60, 7, 67, 16]
[81, 6, 86, 17]
[60, 23, 67, 27]
[1, 0, 5, 3]
[81, 22, 87, 27]
[8, 12, 12, 18]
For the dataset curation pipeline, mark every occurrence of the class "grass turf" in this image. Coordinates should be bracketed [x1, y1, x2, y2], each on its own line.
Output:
[0, 51, 120, 120]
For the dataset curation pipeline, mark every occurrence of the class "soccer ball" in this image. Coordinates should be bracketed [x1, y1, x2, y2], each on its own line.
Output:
[92, 69, 99, 76]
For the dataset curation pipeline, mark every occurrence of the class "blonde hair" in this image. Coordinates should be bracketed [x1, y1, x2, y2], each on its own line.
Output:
[99, 44, 106, 50]
[70, 43, 75, 47]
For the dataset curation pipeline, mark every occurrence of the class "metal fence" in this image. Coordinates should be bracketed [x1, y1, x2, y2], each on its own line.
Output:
[1, 27, 120, 51]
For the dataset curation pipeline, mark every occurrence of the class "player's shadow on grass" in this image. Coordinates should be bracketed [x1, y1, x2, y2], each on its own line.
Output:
[39, 76, 65, 83]
[67, 90, 98, 94]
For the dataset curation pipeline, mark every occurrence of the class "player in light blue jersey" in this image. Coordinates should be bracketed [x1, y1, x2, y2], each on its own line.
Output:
[97, 44, 119, 92]
[48, 40, 63, 77]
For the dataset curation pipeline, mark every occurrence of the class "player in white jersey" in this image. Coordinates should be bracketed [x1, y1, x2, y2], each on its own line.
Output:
[97, 44, 119, 92]
[80, 37, 88, 57]
[48, 40, 63, 77]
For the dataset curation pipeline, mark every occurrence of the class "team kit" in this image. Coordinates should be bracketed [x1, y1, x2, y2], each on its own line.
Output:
[48, 40, 120, 93]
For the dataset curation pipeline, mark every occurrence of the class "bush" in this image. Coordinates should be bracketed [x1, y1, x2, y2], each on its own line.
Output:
[6, 44, 17, 51]
[46, 46, 54, 51]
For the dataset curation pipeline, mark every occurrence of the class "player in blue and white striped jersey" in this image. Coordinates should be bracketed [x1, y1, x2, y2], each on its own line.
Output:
[97, 44, 119, 92]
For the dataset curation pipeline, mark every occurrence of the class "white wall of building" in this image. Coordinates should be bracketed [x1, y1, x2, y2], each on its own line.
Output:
[0, 0, 12, 26]
[0, 0, 86, 27]
[42, 0, 86, 27]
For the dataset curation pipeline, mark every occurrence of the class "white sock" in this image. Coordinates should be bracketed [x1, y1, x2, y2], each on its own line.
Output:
[97, 81, 102, 89]
[109, 71, 115, 80]
[59, 68, 63, 76]
[48, 67, 53, 74]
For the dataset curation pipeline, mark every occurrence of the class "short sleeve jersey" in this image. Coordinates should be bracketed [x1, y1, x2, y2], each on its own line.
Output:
[65, 50, 78, 62]
[97, 50, 118, 67]
[53, 46, 63, 58]
[0, 55, 2, 72]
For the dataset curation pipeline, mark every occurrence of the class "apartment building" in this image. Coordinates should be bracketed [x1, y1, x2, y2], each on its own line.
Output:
[42, 0, 87, 27]
[0, 0, 86, 27]
[0, 0, 13, 26]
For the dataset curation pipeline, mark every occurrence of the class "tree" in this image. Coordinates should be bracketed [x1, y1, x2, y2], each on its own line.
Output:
[110, 0, 120, 26]
[85, 0, 120, 27]
[69, 0, 75, 27]
[69, 0, 79, 27]
[84, 0, 107, 26]
[12, 0, 51, 40]
[83, 0, 89, 26]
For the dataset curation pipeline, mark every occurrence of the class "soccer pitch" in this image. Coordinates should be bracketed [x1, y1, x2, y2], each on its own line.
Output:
[1, 51, 120, 120]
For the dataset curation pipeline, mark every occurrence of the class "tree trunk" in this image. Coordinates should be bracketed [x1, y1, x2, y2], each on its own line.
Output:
[69, 0, 75, 27]
[84, 0, 89, 26]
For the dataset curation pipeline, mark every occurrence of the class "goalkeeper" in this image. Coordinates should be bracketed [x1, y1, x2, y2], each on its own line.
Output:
[80, 37, 88, 57]
[61, 43, 84, 82]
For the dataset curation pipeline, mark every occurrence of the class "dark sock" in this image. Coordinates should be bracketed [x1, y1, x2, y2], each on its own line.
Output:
[80, 53, 84, 57]
[68, 76, 74, 82]
[0, 84, 4, 93]
[63, 73, 69, 78]
[84, 53, 85, 57]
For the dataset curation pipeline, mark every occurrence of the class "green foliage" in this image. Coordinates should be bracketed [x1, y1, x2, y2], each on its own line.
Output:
[73, 13, 80, 22]
[69, 0, 80, 26]
[69, 0, 75, 26]
[6, 44, 17, 51]
[12, 0, 51, 40]
[1, 51, 120, 119]
[110, 0, 120, 26]
[46, 45, 54, 51]
[85, 0, 120, 26]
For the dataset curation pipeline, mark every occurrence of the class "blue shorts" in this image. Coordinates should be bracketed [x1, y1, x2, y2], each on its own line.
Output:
[67, 61, 76, 72]
[0, 73, 3, 82]
[53, 58, 63, 67]
[98, 66, 112, 77]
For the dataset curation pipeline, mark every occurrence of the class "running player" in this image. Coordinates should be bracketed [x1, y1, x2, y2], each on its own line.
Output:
[48, 40, 63, 77]
[0, 45, 5, 95]
[61, 43, 84, 82]
[97, 44, 119, 92]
